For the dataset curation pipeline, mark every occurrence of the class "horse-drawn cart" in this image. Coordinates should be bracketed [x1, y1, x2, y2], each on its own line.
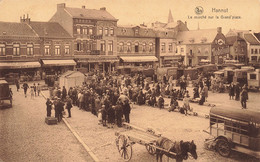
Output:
[115, 123, 197, 161]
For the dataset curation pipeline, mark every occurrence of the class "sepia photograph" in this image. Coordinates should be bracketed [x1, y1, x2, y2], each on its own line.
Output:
[0, 0, 259, 161]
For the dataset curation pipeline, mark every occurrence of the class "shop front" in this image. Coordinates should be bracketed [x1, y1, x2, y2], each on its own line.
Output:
[119, 56, 158, 68]
[41, 59, 76, 79]
[160, 55, 182, 67]
[75, 56, 119, 73]
[0, 61, 41, 83]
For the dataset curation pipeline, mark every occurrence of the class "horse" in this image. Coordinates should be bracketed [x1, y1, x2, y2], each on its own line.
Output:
[156, 137, 198, 162]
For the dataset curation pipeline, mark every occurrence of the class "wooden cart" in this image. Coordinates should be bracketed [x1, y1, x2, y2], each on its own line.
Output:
[115, 123, 177, 161]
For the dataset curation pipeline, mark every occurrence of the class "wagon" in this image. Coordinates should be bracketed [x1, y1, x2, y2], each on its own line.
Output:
[115, 123, 177, 161]
[204, 107, 260, 159]
[0, 79, 12, 109]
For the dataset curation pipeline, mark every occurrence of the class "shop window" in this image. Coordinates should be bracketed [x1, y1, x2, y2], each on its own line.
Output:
[169, 43, 173, 52]
[108, 41, 113, 52]
[100, 41, 106, 52]
[83, 28, 87, 34]
[135, 42, 139, 53]
[0, 43, 6, 56]
[161, 43, 166, 53]
[89, 28, 93, 35]
[55, 45, 60, 55]
[77, 27, 81, 34]
[127, 42, 131, 52]
[110, 28, 114, 36]
[119, 42, 124, 52]
[44, 45, 50, 55]
[65, 45, 70, 54]
[13, 43, 20, 56]
[105, 28, 108, 36]
[99, 28, 103, 35]
[27, 43, 33, 55]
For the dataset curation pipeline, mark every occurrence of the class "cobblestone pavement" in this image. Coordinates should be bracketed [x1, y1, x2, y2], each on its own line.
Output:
[1, 82, 259, 162]
[0, 83, 94, 162]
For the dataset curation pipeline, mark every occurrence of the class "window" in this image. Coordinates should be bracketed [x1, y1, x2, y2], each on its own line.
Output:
[105, 28, 108, 36]
[83, 28, 87, 34]
[127, 42, 131, 52]
[77, 42, 81, 51]
[169, 43, 173, 52]
[180, 48, 184, 53]
[100, 41, 106, 52]
[0, 43, 5, 56]
[44, 45, 50, 55]
[251, 56, 257, 61]
[142, 43, 146, 52]
[65, 45, 70, 54]
[77, 27, 81, 34]
[89, 28, 93, 35]
[161, 43, 166, 53]
[55, 46, 60, 55]
[251, 49, 254, 54]
[119, 42, 124, 52]
[149, 43, 153, 52]
[241, 48, 244, 52]
[99, 28, 103, 35]
[198, 48, 201, 54]
[135, 42, 139, 53]
[110, 28, 114, 36]
[108, 41, 113, 52]
[250, 74, 256, 80]
[255, 49, 258, 54]
[135, 29, 139, 35]
[27, 44, 33, 55]
[13, 43, 20, 56]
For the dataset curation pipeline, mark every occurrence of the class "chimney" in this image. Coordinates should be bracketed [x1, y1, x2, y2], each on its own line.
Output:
[82, 5, 85, 9]
[20, 14, 30, 24]
[100, 7, 106, 11]
[217, 27, 222, 34]
[57, 3, 66, 10]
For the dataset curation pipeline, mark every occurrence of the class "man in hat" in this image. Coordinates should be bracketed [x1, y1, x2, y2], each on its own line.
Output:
[56, 98, 64, 122]
[241, 85, 248, 109]
[46, 98, 53, 117]
[66, 97, 72, 118]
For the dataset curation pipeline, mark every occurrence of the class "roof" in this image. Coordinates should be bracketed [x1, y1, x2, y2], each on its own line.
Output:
[244, 33, 260, 45]
[29, 22, 72, 38]
[177, 29, 217, 44]
[225, 36, 245, 45]
[65, 7, 117, 21]
[164, 22, 178, 29]
[60, 70, 84, 78]
[254, 33, 260, 41]
[0, 61, 41, 69]
[0, 21, 38, 37]
[210, 107, 260, 123]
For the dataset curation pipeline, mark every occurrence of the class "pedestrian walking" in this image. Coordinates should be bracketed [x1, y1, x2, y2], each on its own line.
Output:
[228, 82, 235, 100]
[46, 98, 52, 117]
[235, 83, 240, 101]
[22, 82, 29, 97]
[36, 83, 41, 96]
[61, 86, 67, 101]
[66, 97, 72, 118]
[33, 83, 37, 96]
[15, 79, 20, 92]
[56, 98, 64, 122]
[241, 85, 248, 109]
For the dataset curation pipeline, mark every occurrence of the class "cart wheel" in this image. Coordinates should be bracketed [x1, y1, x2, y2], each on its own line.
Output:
[116, 135, 132, 161]
[146, 144, 156, 155]
[216, 139, 231, 157]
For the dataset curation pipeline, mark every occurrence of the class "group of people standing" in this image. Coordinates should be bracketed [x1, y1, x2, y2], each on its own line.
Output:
[229, 83, 249, 109]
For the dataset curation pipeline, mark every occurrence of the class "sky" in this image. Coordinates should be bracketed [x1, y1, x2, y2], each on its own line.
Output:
[0, 0, 259, 34]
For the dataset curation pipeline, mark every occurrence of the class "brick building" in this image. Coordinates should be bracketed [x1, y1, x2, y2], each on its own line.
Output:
[49, 3, 119, 73]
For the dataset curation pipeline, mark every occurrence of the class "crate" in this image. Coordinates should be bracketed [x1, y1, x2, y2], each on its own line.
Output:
[45, 117, 57, 125]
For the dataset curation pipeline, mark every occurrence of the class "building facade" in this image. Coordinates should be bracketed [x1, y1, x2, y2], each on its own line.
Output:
[50, 3, 119, 73]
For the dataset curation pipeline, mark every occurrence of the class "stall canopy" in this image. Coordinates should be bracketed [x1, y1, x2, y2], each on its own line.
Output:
[120, 56, 158, 62]
[42, 60, 76, 67]
[59, 71, 85, 90]
[0, 62, 41, 69]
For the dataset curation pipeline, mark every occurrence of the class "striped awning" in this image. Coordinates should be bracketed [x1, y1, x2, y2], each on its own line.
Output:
[42, 60, 76, 67]
[0, 62, 41, 69]
[120, 56, 158, 62]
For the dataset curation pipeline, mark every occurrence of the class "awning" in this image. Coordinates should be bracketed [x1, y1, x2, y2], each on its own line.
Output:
[42, 60, 76, 67]
[163, 56, 182, 61]
[0, 62, 41, 69]
[77, 56, 119, 63]
[120, 56, 158, 62]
